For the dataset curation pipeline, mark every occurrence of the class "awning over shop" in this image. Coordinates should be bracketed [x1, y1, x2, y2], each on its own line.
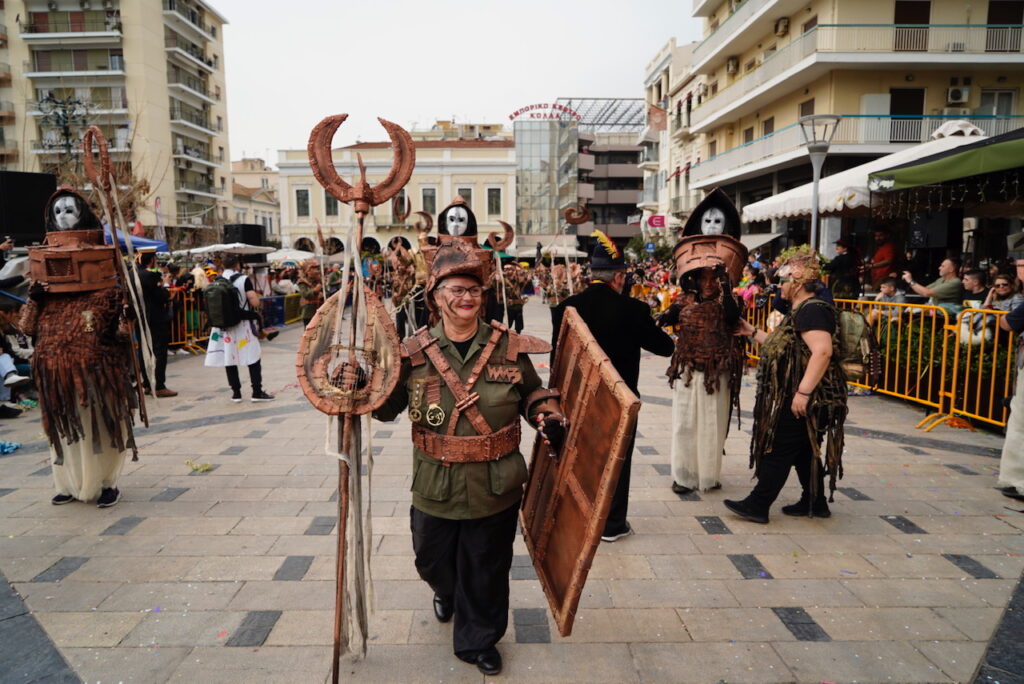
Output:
[740, 232, 785, 251]
[741, 122, 985, 223]
[868, 126, 1024, 192]
[104, 229, 169, 253]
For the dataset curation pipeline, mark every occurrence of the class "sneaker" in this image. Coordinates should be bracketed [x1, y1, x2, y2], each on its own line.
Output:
[231, 390, 242, 403]
[251, 391, 275, 403]
[51, 493, 74, 505]
[723, 499, 769, 524]
[671, 482, 694, 495]
[155, 388, 178, 398]
[96, 488, 120, 508]
[3, 372, 30, 387]
[600, 522, 633, 543]
[781, 498, 831, 518]
[265, 330, 279, 341]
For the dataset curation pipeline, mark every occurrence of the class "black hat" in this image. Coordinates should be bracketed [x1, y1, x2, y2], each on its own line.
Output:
[438, 196, 477, 237]
[681, 187, 740, 238]
[834, 238, 853, 249]
[590, 230, 625, 270]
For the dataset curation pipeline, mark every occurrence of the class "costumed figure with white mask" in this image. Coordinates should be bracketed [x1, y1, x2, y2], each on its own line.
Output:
[21, 187, 144, 508]
[666, 188, 748, 495]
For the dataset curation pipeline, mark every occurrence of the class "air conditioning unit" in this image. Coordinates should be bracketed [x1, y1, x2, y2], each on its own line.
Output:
[47, 0, 59, 10]
[726, 57, 739, 75]
[103, 0, 115, 7]
[942, 107, 970, 116]
[190, 217, 201, 225]
[698, 83, 709, 97]
[774, 18, 790, 36]
[946, 87, 969, 104]
[80, 0, 92, 9]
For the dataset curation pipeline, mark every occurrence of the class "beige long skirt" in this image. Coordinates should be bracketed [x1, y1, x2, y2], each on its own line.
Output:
[51, 405, 129, 502]
[670, 371, 731, 492]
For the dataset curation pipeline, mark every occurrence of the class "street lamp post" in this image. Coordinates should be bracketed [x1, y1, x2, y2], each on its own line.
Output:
[37, 94, 91, 160]
[798, 114, 841, 251]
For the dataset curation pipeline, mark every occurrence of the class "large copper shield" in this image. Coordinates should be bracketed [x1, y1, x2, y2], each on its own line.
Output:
[520, 306, 641, 636]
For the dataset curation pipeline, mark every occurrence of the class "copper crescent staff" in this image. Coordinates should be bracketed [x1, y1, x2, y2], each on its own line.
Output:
[82, 126, 150, 427]
[305, 114, 413, 684]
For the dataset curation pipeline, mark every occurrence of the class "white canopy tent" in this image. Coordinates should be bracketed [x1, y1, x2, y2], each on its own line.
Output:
[266, 248, 315, 262]
[188, 242, 276, 256]
[741, 121, 986, 223]
[515, 243, 587, 258]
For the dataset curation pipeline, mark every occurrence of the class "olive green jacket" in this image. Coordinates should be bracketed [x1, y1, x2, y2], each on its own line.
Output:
[374, 321, 544, 520]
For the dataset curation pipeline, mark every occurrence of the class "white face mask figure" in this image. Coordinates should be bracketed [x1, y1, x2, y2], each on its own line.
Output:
[446, 206, 469, 237]
[53, 196, 82, 230]
[700, 207, 726, 235]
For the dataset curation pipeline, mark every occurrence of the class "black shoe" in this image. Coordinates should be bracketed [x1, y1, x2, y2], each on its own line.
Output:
[97, 488, 120, 508]
[265, 330, 279, 342]
[432, 593, 453, 623]
[0, 404, 22, 419]
[671, 482, 694, 495]
[723, 499, 769, 524]
[1001, 488, 1024, 502]
[230, 390, 242, 403]
[51, 493, 74, 505]
[781, 499, 831, 518]
[601, 521, 633, 542]
[458, 647, 502, 676]
[251, 391, 275, 403]
[709, 482, 722, 491]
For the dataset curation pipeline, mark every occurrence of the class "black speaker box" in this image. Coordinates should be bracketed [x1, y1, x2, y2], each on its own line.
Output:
[223, 223, 265, 246]
[0, 171, 58, 246]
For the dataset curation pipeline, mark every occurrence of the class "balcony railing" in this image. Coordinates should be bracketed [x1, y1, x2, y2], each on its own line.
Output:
[170, 107, 215, 133]
[0, 141, 18, 154]
[174, 144, 214, 162]
[176, 181, 222, 196]
[169, 74, 210, 97]
[0, 100, 13, 112]
[22, 21, 121, 34]
[33, 137, 130, 153]
[25, 56, 125, 74]
[690, 114, 1024, 185]
[671, 113, 690, 136]
[691, 0, 758, 67]
[693, 25, 1024, 128]
[164, 37, 215, 68]
[163, 0, 214, 38]
[0, 63, 10, 76]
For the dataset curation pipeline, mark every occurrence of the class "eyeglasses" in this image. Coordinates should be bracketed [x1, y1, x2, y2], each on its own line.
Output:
[996, 283, 1012, 288]
[443, 285, 484, 298]
[777, 277, 793, 284]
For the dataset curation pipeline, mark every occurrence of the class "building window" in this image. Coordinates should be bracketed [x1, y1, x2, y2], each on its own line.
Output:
[261, 177, 268, 188]
[709, 140, 718, 157]
[218, 146, 224, 162]
[799, 99, 815, 117]
[487, 188, 501, 216]
[744, 59, 756, 73]
[216, 115, 223, 131]
[214, 85, 221, 101]
[710, 81, 719, 96]
[802, 15, 818, 33]
[422, 188, 436, 215]
[325, 191, 338, 216]
[742, 127, 754, 143]
[220, 176, 225, 189]
[296, 188, 310, 217]
[762, 117, 775, 136]
[457, 188, 472, 208]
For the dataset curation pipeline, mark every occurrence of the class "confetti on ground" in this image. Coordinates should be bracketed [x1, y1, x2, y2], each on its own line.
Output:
[185, 460, 213, 472]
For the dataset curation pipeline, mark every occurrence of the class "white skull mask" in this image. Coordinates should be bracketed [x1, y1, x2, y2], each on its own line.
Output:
[53, 196, 82, 230]
[446, 206, 469, 236]
[700, 207, 726, 235]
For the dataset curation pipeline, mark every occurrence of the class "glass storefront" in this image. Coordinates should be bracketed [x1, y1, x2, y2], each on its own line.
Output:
[514, 120, 578, 235]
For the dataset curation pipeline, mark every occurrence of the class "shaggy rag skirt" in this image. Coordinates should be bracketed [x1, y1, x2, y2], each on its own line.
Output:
[670, 370, 731, 492]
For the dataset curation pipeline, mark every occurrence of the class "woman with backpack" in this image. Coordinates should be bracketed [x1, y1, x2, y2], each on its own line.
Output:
[723, 246, 848, 524]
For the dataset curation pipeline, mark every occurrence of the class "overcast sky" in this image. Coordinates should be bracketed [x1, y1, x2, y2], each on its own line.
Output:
[211, 0, 701, 166]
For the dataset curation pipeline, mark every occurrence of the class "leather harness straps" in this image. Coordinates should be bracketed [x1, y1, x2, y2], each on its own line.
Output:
[418, 326, 503, 436]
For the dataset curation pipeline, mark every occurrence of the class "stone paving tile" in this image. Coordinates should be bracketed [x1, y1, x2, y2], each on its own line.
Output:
[772, 640, 953, 683]
[607, 578, 738, 608]
[62, 646, 192, 684]
[14, 581, 123, 613]
[914, 639, 989, 683]
[555, 607, 690, 643]
[631, 642, 793, 683]
[726, 579, 865, 608]
[806, 606, 970, 641]
[35, 611, 145, 647]
[167, 645, 331, 683]
[226, 580, 334, 611]
[755, 553, 884, 580]
[121, 610, 247, 648]
[838, 578, 993, 607]
[678, 607, 796, 642]
[69, 557, 200, 583]
[97, 581, 242, 612]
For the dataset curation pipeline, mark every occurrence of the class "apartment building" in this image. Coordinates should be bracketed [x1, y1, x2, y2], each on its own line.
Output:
[683, 0, 1024, 245]
[277, 121, 516, 253]
[4, 0, 231, 229]
[638, 39, 705, 241]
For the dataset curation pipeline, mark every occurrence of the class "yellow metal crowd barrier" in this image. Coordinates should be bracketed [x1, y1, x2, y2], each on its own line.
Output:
[283, 293, 303, 324]
[742, 296, 1016, 430]
[166, 291, 305, 355]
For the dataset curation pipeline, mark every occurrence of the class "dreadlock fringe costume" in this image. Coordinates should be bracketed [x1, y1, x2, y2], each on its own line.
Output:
[749, 298, 848, 503]
[666, 295, 745, 492]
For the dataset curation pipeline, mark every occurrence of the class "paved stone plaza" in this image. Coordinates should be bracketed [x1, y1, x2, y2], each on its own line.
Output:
[0, 300, 1021, 683]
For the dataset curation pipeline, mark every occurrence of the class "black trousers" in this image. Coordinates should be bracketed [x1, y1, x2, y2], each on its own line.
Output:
[603, 430, 636, 536]
[410, 503, 518, 656]
[225, 360, 263, 395]
[141, 331, 169, 390]
[507, 307, 524, 333]
[743, 407, 826, 515]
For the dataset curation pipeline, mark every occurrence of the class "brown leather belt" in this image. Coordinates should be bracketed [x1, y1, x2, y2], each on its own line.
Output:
[412, 421, 522, 466]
